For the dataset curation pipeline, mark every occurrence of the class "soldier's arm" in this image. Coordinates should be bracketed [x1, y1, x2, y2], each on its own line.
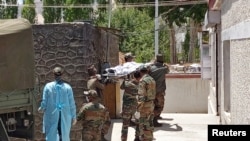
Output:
[95, 80, 105, 90]
[76, 106, 86, 121]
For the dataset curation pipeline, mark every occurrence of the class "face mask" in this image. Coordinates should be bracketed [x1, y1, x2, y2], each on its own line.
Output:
[55, 75, 62, 83]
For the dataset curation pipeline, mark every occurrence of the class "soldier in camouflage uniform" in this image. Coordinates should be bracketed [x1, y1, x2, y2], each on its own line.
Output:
[149, 54, 169, 127]
[87, 65, 105, 103]
[137, 65, 156, 141]
[87, 65, 110, 141]
[120, 71, 141, 141]
[77, 90, 111, 141]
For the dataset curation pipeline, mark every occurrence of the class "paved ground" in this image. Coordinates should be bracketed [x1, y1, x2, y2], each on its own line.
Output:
[105, 113, 220, 141]
[7, 113, 219, 141]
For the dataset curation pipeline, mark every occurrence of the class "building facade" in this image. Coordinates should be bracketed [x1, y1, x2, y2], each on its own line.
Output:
[204, 0, 250, 124]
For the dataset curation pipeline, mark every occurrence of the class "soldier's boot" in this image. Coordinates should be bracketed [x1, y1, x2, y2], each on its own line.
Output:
[153, 118, 162, 127]
[155, 115, 163, 119]
[101, 133, 108, 141]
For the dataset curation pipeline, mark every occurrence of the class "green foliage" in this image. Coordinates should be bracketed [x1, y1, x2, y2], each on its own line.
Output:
[43, 0, 63, 23]
[96, 8, 158, 63]
[43, 0, 108, 23]
[158, 25, 170, 62]
[184, 4, 207, 24]
[64, 0, 92, 22]
[22, 0, 36, 23]
[0, 0, 18, 19]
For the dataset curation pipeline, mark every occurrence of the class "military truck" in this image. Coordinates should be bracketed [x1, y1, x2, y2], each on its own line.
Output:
[0, 18, 38, 140]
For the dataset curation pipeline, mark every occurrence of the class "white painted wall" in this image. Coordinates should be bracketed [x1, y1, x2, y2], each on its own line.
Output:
[220, 0, 250, 124]
[163, 78, 209, 113]
[117, 77, 210, 116]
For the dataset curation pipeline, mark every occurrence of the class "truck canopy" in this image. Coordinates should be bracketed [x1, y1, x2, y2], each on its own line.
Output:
[0, 18, 35, 91]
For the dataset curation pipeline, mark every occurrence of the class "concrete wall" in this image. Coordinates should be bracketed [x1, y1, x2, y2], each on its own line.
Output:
[32, 23, 120, 141]
[220, 0, 250, 124]
[163, 75, 209, 113]
[117, 74, 210, 115]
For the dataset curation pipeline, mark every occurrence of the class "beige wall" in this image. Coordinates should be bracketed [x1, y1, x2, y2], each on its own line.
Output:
[163, 77, 209, 113]
[220, 0, 250, 124]
[117, 76, 210, 115]
[230, 40, 250, 124]
[221, 0, 250, 30]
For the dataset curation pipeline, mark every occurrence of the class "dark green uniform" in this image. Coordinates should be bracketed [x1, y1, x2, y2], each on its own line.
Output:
[149, 62, 169, 118]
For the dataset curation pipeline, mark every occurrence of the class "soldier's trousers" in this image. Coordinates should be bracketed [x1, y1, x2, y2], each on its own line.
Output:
[81, 129, 101, 141]
[138, 101, 154, 141]
[154, 92, 165, 118]
[121, 102, 137, 141]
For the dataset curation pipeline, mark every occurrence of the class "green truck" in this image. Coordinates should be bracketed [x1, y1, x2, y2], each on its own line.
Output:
[0, 18, 38, 140]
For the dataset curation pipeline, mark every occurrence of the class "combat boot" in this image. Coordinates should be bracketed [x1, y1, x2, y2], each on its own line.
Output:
[153, 118, 162, 127]
[155, 115, 163, 119]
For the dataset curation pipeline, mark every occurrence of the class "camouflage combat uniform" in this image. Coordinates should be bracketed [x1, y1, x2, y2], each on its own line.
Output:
[149, 62, 169, 119]
[120, 78, 139, 141]
[137, 73, 156, 141]
[77, 96, 111, 141]
[87, 76, 111, 141]
[87, 75, 105, 104]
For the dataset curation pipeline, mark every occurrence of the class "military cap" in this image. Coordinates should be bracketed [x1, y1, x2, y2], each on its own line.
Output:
[87, 65, 96, 76]
[124, 52, 135, 59]
[156, 54, 164, 63]
[53, 67, 63, 76]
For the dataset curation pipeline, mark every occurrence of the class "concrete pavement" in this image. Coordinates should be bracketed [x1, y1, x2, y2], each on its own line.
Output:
[105, 113, 220, 141]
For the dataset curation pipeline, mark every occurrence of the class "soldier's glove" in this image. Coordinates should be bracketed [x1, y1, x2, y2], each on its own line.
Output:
[96, 74, 102, 80]
[72, 119, 77, 126]
[134, 111, 140, 119]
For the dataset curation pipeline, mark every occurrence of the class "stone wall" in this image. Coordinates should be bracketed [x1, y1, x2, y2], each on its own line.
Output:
[31, 23, 119, 141]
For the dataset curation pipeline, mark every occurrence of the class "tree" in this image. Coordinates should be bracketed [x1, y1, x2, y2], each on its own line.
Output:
[22, 0, 36, 23]
[182, 29, 190, 62]
[64, 0, 99, 22]
[184, 4, 207, 62]
[0, 0, 18, 19]
[43, 0, 108, 23]
[96, 8, 159, 63]
[144, 0, 207, 63]
[43, 0, 62, 23]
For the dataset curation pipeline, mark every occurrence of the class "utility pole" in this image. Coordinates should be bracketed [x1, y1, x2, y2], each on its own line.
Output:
[61, 0, 64, 23]
[155, 0, 159, 56]
[17, 0, 23, 18]
[108, 0, 112, 28]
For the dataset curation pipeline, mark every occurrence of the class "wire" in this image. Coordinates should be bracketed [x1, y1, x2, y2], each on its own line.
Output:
[0, 0, 207, 8]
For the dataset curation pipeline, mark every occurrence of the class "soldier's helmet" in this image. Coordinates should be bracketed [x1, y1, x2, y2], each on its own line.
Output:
[53, 67, 63, 76]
